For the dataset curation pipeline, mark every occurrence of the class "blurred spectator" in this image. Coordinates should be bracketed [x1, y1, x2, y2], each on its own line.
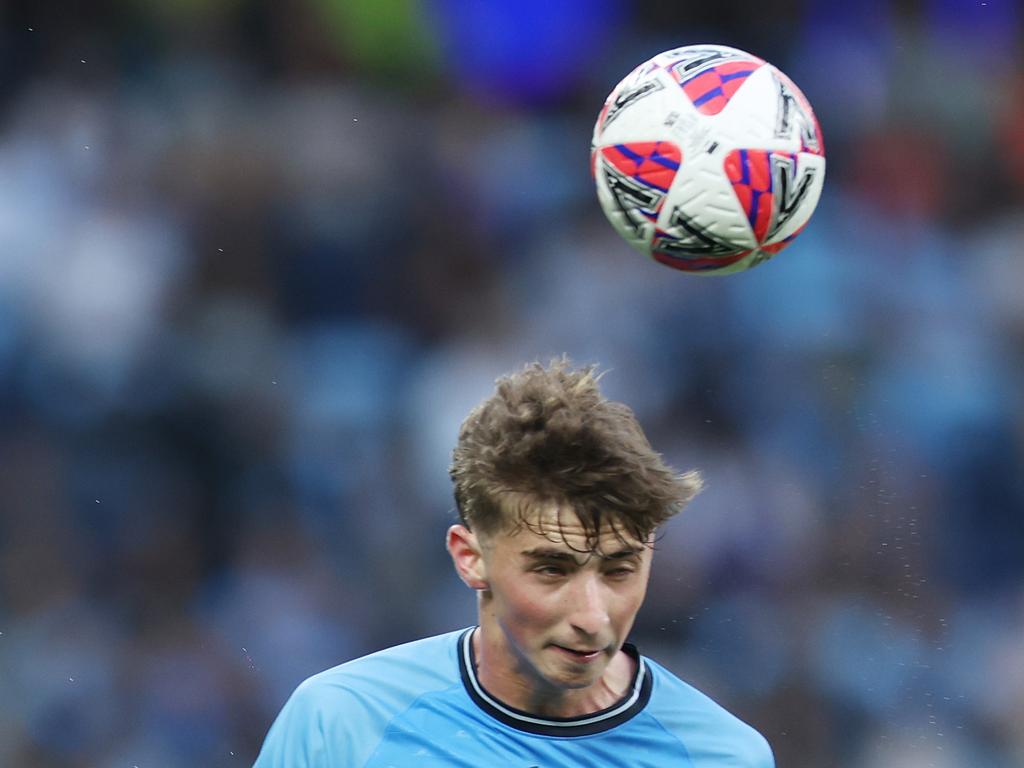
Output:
[0, 2, 1021, 766]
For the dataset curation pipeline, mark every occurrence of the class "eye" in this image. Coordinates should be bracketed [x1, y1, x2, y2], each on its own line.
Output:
[605, 566, 636, 579]
[534, 565, 567, 577]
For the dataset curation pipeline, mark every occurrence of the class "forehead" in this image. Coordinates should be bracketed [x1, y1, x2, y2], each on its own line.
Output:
[496, 498, 649, 555]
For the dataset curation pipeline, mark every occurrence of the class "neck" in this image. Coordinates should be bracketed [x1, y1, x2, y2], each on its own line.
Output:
[471, 626, 636, 718]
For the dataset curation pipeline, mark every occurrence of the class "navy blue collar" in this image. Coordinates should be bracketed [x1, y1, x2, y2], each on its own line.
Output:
[457, 627, 653, 737]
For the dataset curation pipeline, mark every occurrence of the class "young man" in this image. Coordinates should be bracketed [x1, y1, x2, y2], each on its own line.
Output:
[254, 360, 774, 767]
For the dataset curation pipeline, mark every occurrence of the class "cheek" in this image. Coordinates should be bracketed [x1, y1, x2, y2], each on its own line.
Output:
[622, 588, 646, 619]
[500, 582, 562, 629]
[612, 577, 649, 623]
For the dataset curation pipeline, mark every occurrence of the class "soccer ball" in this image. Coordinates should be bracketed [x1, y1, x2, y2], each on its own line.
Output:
[591, 44, 825, 275]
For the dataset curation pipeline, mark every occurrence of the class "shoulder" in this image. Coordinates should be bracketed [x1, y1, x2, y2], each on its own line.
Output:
[296, 628, 466, 711]
[642, 657, 775, 768]
[254, 629, 468, 767]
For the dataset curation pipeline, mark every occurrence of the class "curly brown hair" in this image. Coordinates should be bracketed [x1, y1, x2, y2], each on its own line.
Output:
[449, 359, 702, 550]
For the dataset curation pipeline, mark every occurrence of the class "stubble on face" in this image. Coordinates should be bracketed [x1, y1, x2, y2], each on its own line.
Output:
[473, 501, 653, 717]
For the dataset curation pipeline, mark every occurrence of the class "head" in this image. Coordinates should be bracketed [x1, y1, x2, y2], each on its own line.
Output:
[447, 359, 702, 697]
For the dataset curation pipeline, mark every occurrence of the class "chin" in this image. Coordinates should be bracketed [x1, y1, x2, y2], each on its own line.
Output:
[549, 662, 607, 689]
[556, 676, 600, 690]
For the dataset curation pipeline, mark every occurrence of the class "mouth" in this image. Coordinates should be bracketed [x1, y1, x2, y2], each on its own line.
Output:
[552, 645, 603, 663]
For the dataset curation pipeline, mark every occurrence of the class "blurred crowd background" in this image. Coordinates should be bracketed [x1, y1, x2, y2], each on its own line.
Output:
[1, 1, 1023, 766]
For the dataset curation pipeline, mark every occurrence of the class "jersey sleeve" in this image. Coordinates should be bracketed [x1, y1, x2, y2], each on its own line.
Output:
[253, 676, 387, 767]
[253, 665, 422, 768]
[748, 728, 776, 768]
[252, 679, 332, 768]
[642, 658, 777, 768]
[252, 630, 468, 767]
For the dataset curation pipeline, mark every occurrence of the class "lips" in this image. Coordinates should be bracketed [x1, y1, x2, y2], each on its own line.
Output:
[553, 645, 602, 662]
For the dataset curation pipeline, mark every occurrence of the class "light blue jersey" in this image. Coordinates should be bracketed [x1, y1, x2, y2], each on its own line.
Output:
[254, 628, 774, 767]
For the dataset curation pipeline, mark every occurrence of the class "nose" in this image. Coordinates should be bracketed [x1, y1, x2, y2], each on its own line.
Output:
[568, 574, 610, 638]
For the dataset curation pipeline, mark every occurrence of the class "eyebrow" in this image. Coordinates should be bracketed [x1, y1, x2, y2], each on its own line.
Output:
[520, 546, 644, 562]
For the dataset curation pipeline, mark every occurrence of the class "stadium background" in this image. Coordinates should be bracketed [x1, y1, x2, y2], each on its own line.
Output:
[1, 1, 1022, 765]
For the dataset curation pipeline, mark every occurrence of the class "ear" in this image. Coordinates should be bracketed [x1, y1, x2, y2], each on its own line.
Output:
[446, 524, 488, 591]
